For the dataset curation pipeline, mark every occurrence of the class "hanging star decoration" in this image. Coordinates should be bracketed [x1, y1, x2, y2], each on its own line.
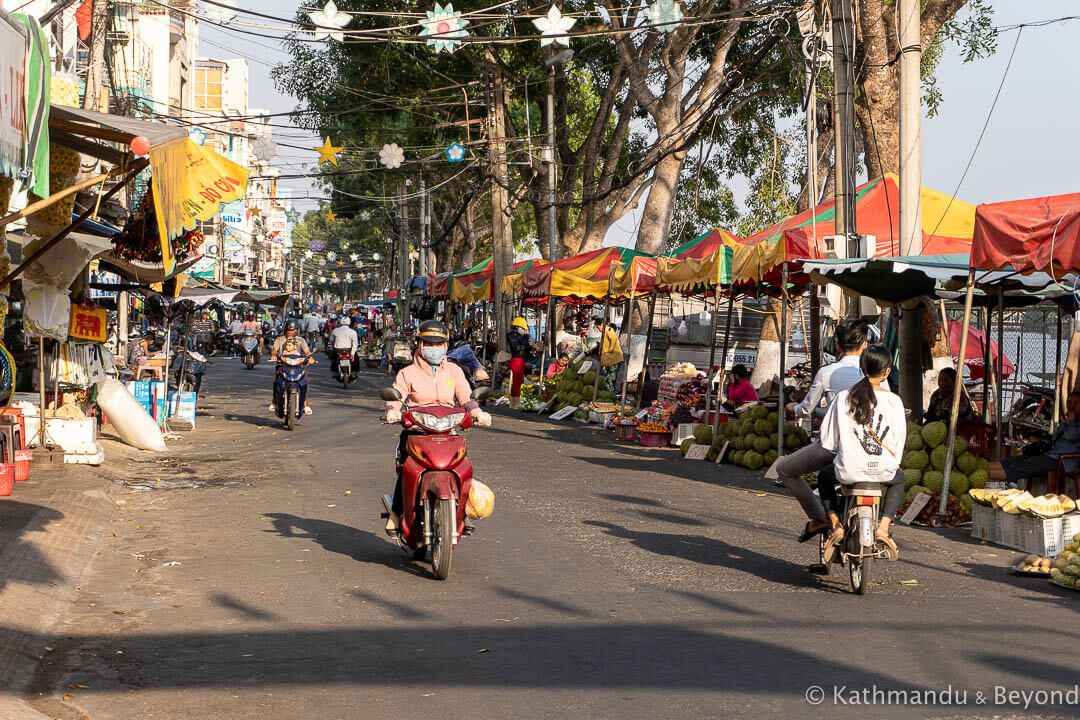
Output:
[315, 137, 343, 165]
[445, 141, 466, 163]
[379, 143, 405, 169]
[249, 206, 261, 219]
[331, 272, 337, 279]
[308, 1, 352, 42]
[346, 273, 353, 282]
[647, 0, 682, 33]
[326, 251, 336, 262]
[420, 3, 469, 54]
[286, 206, 300, 224]
[325, 209, 337, 221]
[534, 4, 576, 47]
[350, 253, 359, 262]
[304, 250, 313, 259]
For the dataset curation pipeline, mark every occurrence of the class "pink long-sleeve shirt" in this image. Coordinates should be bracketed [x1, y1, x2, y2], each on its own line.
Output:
[386, 351, 475, 413]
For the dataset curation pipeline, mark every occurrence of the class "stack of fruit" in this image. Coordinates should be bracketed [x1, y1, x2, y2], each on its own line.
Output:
[717, 406, 810, 471]
[548, 358, 618, 414]
[678, 424, 728, 462]
[1018, 554, 1053, 574]
[897, 420, 985, 525]
[1050, 537, 1080, 588]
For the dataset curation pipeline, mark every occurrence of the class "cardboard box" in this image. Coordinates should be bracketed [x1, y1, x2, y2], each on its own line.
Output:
[167, 391, 197, 428]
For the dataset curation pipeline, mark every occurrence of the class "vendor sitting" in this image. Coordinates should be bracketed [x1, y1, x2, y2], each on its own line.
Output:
[923, 367, 973, 424]
[723, 364, 758, 410]
[127, 331, 154, 366]
[990, 391, 1080, 487]
[547, 353, 570, 378]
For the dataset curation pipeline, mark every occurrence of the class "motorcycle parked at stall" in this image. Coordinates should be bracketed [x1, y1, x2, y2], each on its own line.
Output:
[379, 385, 490, 580]
[240, 330, 260, 369]
[275, 353, 311, 431]
[172, 347, 207, 396]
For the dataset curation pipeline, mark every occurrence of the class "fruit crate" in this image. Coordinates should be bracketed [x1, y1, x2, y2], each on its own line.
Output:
[612, 422, 636, 441]
[589, 410, 616, 424]
[637, 429, 672, 447]
[672, 422, 703, 446]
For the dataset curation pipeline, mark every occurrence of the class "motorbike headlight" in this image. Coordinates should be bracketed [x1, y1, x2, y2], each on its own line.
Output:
[412, 412, 465, 432]
[283, 355, 304, 366]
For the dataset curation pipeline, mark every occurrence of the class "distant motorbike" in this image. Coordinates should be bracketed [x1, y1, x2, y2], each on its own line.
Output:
[275, 353, 310, 431]
[240, 330, 260, 369]
[336, 348, 355, 388]
[379, 385, 490, 580]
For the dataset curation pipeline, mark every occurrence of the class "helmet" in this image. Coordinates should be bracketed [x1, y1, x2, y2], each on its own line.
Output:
[247, 315, 254, 321]
[417, 320, 449, 344]
[512, 316, 528, 331]
[284, 319, 300, 332]
[329, 313, 338, 320]
[339, 316, 351, 327]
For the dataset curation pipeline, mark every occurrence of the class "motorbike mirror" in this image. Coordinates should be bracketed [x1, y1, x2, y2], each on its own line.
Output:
[380, 387, 403, 402]
[471, 386, 491, 402]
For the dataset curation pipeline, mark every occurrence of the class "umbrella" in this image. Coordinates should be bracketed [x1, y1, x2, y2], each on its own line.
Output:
[947, 321, 1015, 381]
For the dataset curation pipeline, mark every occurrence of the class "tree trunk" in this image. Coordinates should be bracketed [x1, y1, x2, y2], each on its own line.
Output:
[749, 297, 790, 392]
[461, 203, 476, 269]
[634, 149, 687, 254]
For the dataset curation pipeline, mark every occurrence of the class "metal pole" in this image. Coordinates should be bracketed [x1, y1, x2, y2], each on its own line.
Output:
[831, 0, 857, 247]
[537, 300, 548, 398]
[703, 290, 722, 423]
[898, 0, 922, 256]
[995, 289, 1005, 460]
[938, 268, 976, 516]
[1053, 307, 1063, 433]
[982, 306, 992, 424]
[38, 338, 46, 447]
[634, 291, 658, 410]
[778, 265, 789, 460]
[713, 292, 737, 435]
[418, 180, 427, 276]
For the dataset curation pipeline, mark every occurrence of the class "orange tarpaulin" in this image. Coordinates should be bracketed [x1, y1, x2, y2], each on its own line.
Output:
[971, 193, 1080, 273]
[515, 247, 649, 299]
[657, 228, 744, 291]
[608, 255, 659, 297]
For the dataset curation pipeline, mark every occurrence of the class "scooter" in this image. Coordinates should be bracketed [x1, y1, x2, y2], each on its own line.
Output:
[336, 348, 355, 388]
[811, 481, 887, 594]
[172, 347, 206, 396]
[379, 385, 490, 580]
[240, 330, 260, 369]
[275, 353, 311, 431]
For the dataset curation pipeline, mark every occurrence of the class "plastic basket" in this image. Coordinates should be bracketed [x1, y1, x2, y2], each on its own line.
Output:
[14, 449, 30, 482]
[637, 429, 672, 447]
[0, 463, 13, 496]
[612, 423, 636, 441]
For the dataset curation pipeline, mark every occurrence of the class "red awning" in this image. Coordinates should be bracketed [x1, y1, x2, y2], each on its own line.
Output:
[971, 193, 1080, 273]
[947, 321, 1015, 381]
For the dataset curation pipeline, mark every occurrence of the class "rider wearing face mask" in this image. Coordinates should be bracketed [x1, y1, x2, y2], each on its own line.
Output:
[384, 320, 492, 533]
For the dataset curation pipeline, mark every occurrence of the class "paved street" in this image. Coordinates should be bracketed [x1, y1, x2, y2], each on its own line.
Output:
[5, 357, 1079, 719]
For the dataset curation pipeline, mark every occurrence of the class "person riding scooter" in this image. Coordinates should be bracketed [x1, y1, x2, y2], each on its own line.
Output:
[384, 320, 491, 534]
[270, 319, 315, 415]
[329, 316, 359, 374]
[241, 314, 263, 356]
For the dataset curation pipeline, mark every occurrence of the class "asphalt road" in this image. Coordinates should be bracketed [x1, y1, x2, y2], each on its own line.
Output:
[19, 353, 1080, 719]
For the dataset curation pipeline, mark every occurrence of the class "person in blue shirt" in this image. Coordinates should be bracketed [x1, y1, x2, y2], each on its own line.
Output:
[990, 391, 1080, 487]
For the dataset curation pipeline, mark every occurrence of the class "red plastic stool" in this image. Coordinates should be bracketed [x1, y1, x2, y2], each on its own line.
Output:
[1047, 453, 1080, 499]
[0, 463, 12, 496]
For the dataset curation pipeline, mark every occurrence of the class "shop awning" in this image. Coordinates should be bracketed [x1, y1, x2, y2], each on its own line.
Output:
[731, 173, 975, 286]
[426, 272, 451, 298]
[608, 254, 659, 297]
[452, 257, 545, 303]
[95, 251, 203, 284]
[971, 193, 1080, 274]
[49, 105, 249, 277]
[405, 275, 427, 293]
[657, 228, 745, 292]
[518, 247, 647, 299]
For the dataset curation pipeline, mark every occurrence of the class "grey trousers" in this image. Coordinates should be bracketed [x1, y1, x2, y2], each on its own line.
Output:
[775, 441, 835, 521]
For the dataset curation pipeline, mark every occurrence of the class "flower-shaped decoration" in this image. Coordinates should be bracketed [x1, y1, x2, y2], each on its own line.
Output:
[350, 253, 359, 262]
[421, 3, 469, 54]
[310, 239, 325, 251]
[189, 128, 207, 146]
[326, 251, 336, 262]
[648, 0, 683, 33]
[304, 250, 314, 259]
[445, 141, 466, 163]
[308, 1, 352, 42]
[320, 258, 327, 266]
[318, 274, 325, 282]
[533, 5, 576, 47]
[286, 206, 300, 224]
[379, 143, 405, 169]
[340, 242, 349, 250]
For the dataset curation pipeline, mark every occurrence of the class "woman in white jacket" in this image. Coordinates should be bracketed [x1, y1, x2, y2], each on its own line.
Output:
[819, 344, 907, 562]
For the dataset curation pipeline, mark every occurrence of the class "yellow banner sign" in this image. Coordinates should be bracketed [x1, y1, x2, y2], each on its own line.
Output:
[69, 306, 107, 342]
[150, 138, 250, 275]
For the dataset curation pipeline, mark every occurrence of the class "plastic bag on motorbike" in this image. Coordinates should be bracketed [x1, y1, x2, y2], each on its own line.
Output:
[466, 480, 495, 519]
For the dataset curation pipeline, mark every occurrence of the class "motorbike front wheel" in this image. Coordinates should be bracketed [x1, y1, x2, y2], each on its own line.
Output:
[849, 550, 871, 594]
[430, 497, 455, 580]
[285, 389, 298, 431]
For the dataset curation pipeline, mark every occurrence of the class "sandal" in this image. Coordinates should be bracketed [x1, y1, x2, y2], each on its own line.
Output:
[876, 530, 899, 561]
[822, 525, 845, 564]
[304, 406, 313, 415]
[798, 520, 829, 543]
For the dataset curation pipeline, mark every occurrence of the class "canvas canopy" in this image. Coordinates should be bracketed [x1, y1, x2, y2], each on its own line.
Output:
[608, 254, 659, 297]
[971, 193, 1080, 274]
[657, 228, 744, 292]
[516, 246, 648, 299]
[450, 257, 545, 303]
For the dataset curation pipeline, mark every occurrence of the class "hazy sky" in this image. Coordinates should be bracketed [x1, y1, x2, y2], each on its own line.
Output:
[202, 1, 1080, 244]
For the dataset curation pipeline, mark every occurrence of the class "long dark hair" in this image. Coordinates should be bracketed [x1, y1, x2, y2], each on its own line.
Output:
[847, 344, 892, 425]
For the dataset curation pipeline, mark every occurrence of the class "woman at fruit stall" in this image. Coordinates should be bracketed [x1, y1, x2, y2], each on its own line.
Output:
[988, 391, 1080, 489]
[547, 353, 570, 378]
[818, 344, 907, 562]
[923, 367, 973, 425]
[723, 364, 758, 411]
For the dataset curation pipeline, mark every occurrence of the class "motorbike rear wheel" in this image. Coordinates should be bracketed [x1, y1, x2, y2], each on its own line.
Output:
[285, 389, 298, 431]
[430, 498, 455, 580]
[342, 367, 351, 389]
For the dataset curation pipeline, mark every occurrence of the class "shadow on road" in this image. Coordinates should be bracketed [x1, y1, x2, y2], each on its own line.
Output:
[260, 513, 424, 576]
[210, 592, 278, 621]
[223, 412, 282, 428]
[0, 501, 64, 592]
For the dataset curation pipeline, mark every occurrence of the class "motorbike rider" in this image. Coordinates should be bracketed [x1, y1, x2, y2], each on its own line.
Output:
[777, 319, 883, 543]
[330, 316, 359, 373]
[269, 318, 315, 415]
[242, 313, 264, 355]
[303, 309, 322, 347]
[191, 310, 217, 355]
[384, 320, 492, 534]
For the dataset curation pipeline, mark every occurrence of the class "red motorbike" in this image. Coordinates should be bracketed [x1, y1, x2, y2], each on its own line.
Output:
[379, 386, 490, 579]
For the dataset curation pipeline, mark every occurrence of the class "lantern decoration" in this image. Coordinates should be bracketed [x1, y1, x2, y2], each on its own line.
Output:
[315, 137, 344, 165]
[130, 135, 151, 156]
[308, 1, 352, 42]
[699, 310, 711, 324]
[647, 0, 683, 33]
[677, 319, 689, 337]
[445, 141, 466, 163]
[379, 143, 405, 169]
[534, 5, 576, 47]
[421, 3, 469, 54]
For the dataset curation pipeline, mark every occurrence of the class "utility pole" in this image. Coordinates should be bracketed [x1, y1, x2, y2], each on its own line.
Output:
[545, 53, 558, 262]
[831, 0, 858, 263]
[897, 0, 925, 412]
[398, 188, 409, 328]
[82, 0, 109, 112]
[486, 48, 513, 353]
[418, 179, 427, 276]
